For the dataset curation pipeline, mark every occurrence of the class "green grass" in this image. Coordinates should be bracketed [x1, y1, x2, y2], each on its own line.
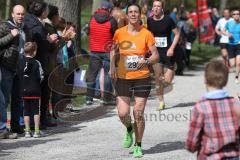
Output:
[191, 42, 220, 67]
[78, 1, 91, 107]
[72, 95, 85, 106]
[72, 61, 88, 107]
[81, 36, 89, 51]
[81, 4, 91, 52]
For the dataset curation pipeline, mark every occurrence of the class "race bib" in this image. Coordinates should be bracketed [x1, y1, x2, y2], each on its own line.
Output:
[155, 37, 167, 48]
[185, 42, 192, 50]
[125, 56, 144, 71]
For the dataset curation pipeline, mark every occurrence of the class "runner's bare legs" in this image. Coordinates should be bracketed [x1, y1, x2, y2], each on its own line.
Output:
[117, 96, 132, 128]
[153, 63, 174, 110]
[133, 97, 147, 143]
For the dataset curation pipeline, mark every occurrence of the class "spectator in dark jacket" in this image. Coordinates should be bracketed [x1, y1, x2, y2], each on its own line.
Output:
[25, 1, 52, 74]
[50, 20, 77, 117]
[0, 63, 5, 137]
[44, 5, 75, 121]
[24, 1, 58, 127]
[0, 5, 26, 139]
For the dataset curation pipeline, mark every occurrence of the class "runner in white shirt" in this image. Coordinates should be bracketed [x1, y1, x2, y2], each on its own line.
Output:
[215, 8, 232, 67]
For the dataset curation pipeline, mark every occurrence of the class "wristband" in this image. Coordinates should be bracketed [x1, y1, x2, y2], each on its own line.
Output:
[145, 58, 150, 65]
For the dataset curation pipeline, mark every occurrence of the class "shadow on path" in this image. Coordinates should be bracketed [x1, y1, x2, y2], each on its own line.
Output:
[0, 102, 116, 158]
[161, 102, 195, 111]
[58, 105, 116, 123]
[0, 138, 60, 158]
[142, 141, 185, 155]
[171, 102, 195, 108]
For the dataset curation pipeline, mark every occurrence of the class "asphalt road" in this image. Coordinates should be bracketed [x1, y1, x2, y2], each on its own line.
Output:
[0, 66, 239, 160]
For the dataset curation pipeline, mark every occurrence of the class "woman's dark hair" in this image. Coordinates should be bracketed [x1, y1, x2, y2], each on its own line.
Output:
[56, 17, 66, 31]
[66, 22, 76, 28]
[126, 3, 141, 15]
[112, 0, 121, 7]
[128, 0, 137, 4]
[48, 5, 59, 20]
[28, 1, 48, 17]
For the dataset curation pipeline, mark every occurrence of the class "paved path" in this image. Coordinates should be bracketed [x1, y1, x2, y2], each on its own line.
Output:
[0, 66, 239, 160]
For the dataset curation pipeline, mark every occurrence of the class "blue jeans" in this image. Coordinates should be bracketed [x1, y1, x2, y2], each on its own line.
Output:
[86, 53, 112, 101]
[0, 72, 6, 130]
[95, 72, 101, 98]
[0, 67, 15, 130]
[0, 90, 5, 130]
[11, 74, 24, 128]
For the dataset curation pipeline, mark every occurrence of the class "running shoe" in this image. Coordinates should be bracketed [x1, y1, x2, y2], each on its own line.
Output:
[235, 78, 240, 84]
[25, 131, 31, 138]
[33, 131, 40, 138]
[156, 101, 165, 111]
[133, 145, 143, 158]
[0, 129, 18, 139]
[123, 129, 134, 148]
[85, 100, 93, 105]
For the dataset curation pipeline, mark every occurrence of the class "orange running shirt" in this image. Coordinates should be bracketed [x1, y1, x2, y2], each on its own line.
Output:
[113, 26, 155, 79]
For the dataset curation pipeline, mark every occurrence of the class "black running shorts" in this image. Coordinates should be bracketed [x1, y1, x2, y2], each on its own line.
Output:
[219, 43, 228, 49]
[157, 48, 175, 70]
[23, 98, 41, 116]
[227, 44, 240, 59]
[115, 77, 151, 98]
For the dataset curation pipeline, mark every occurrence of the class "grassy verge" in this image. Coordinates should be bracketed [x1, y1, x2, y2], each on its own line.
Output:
[190, 42, 220, 68]
[81, 36, 89, 51]
[73, 6, 91, 107]
[72, 95, 85, 106]
[81, 4, 91, 51]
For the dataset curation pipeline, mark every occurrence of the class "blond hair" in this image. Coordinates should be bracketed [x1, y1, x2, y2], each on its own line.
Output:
[24, 42, 37, 57]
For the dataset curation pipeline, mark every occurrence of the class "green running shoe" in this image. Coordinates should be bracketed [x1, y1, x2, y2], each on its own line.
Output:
[235, 78, 240, 84]
[123, 129, 133, 148]
[156, 101, 165, 111]
[133, 145, 143, 158]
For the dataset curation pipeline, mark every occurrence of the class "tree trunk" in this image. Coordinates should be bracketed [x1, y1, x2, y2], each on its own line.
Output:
[219, 0, 227, 15]
[44, 0, 58, 5]
[5, 0, 11, 19]
[91, 0, 101, 15]
[56, 0, 81, 53]
[81, 0, 92, 9]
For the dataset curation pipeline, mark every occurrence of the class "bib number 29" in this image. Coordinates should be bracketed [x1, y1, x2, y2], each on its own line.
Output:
[128, 62, 137, 69]
[125, 56, 144, 71]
